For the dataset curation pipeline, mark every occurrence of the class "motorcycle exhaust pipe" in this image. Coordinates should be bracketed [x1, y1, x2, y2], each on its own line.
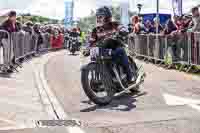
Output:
[115, 77, 145, 97]
[114, 72, 146, 97]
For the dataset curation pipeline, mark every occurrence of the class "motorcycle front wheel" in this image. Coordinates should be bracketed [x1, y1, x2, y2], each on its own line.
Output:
[81, 63, 115, 106]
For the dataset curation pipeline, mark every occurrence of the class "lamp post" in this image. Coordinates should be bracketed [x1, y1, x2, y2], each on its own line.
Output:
[155, 0, 159, 63]
[137, 4, 142, 16]
[156, 0, 159, 34]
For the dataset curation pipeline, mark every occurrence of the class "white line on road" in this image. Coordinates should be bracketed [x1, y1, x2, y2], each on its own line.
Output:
[189, 104, 200, 112]
[38, 53, 69, 120]
[0, 118, 17, 126]
[163, 93, 200, 112]
[67, 126, 86, 133]
[163, 93, 200, 106]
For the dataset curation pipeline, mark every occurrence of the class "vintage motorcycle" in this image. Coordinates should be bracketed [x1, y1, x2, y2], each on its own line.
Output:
[81, 38, 146, 105]
[69, 36, 79, 55]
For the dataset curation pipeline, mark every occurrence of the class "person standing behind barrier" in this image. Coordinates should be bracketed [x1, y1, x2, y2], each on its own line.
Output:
[1, 11, 20, 73]
[145, 20, 154, 33]
[23, 21, 34, 35]
[33, 24, 43, 55]
[1, 11, 20, 33]
[131, 16, 140, 34]
[163, 19, 177, 35]
[58, 29, 64, 48]
[191, 7, 200, 32]
[152, 17, 163, 34]
[50, 29, 61, 50]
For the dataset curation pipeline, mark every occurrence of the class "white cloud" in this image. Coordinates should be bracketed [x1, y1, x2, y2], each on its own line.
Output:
[25, 0, 65, 19]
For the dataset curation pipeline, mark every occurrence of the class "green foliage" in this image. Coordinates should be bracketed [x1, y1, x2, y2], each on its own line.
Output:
[77, 11, 96, 32]
[77, 6, 136, 32]
[19, 14, 58, 24]
[111, 6, 121, 21]
[30, 16, 38, 23]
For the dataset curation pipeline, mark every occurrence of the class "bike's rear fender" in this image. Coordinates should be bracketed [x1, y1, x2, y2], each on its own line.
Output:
[81, 62, 97, 71]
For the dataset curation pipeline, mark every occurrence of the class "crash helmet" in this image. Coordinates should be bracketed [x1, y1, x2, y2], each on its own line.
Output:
[96, 6, 112, 26]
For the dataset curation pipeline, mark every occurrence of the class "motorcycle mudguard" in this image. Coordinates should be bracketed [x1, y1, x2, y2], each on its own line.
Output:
[81, 62, 97, 71]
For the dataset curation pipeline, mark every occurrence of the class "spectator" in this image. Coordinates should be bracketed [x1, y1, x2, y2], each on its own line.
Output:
[138, 17, 146, 33]
[23, 21, 33, 34]
[182, 15, 192, 32]
[191, 6, 200, 32]
[0, 11, 21, 73]
[145, 20, 154, 33]
[163, 19, 177, 35]
[152, 17, 163, 33]
[50, 29, 63, 50]
[131, 16, 140, 33]
[174, 16, 182, 30]
[1, 11, 20, 33]
[33, 23, 43, 55]
[58, 29, 64, 46]
[128, 23, 133, 33]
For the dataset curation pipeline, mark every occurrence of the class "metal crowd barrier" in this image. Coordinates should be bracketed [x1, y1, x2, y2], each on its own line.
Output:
[190, 32, 200, 66]
[0, 30, 13, 71]
[40, 33, 51, 52]
[129, 33, 167, 62]
[128, 32, 200, 70]
[11, 31, 39, 63]
[0, 29, 68, 73]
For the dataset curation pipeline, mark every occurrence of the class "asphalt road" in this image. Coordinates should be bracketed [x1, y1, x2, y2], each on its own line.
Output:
[45, 51, 200, 133]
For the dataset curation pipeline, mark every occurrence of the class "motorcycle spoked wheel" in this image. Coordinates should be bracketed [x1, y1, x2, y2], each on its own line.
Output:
[81, 63, 115, 106]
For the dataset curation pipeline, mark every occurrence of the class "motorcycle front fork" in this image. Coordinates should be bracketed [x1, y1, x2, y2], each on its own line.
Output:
[112, 65, 127, 90]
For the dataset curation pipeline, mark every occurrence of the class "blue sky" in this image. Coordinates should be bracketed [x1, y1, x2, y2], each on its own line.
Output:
[0, 0, 200, 19]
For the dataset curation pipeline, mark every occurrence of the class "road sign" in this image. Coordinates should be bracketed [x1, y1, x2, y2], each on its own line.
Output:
[64, 0, 74, 28]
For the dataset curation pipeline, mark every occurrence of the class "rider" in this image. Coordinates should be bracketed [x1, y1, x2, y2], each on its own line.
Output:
[89, 6, 136, 83]
[69, 27, 79, 49]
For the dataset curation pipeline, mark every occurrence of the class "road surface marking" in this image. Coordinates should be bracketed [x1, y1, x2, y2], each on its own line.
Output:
[163, 93, 200, 112]
[67, 126, 86, 133]
[188, 104, 200, 112]
[0, 118, 17, 125]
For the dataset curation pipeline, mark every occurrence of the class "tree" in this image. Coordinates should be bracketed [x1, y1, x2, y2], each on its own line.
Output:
[111, 6, 121, 21]
[30, 16, 38, 23]
[77, 6, 134, 32]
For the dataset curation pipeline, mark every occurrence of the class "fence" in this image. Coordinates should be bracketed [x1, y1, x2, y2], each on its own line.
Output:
[0, 30, 65, 72]
[128, 32, 200, 71]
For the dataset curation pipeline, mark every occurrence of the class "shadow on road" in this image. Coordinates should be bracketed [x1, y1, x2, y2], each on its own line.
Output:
[0, 72, 12, 78]
[80, 91, 147, 112]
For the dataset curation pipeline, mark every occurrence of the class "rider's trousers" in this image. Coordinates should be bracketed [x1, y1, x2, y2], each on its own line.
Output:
[111, 47, 133, 81]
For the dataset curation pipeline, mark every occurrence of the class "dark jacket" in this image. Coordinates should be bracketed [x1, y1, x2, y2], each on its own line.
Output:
[23, 26, 33, 35]
[1, 19, 20, 33]
[90, 21, 125, 49]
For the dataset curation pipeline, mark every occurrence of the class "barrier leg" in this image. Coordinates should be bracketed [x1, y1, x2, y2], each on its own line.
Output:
[186, 65, 192, 73]
[158, 61, 163, 66]
[167, 64, 173, 69]
[15, 60, 23, 68]
[179, 64, 185, 71]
